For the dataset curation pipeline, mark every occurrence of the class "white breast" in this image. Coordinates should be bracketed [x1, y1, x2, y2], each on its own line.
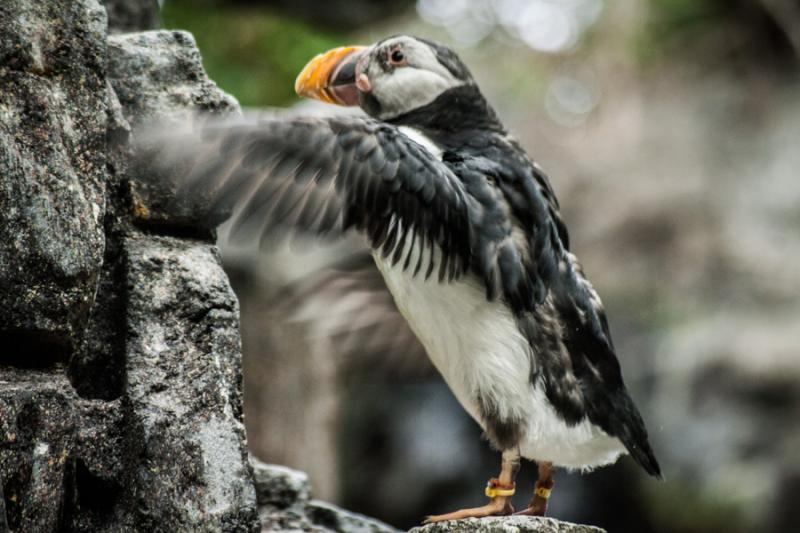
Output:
[373, 246, 530, 425]
[373, 244, 624, 470]
[375, 127, 626, 470]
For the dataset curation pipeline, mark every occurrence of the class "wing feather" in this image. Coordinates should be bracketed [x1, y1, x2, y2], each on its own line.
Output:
[151, 115, 474, 281]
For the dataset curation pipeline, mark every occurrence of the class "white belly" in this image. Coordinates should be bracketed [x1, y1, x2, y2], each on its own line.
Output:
[372, 247, 626, 470]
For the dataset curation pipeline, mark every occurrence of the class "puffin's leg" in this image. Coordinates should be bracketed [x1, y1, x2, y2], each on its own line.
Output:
[423, 446, 520, 523]
[514, 461, 555, 516]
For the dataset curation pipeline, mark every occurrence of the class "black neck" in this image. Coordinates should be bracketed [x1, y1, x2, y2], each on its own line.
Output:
[386, 84, 506, 135]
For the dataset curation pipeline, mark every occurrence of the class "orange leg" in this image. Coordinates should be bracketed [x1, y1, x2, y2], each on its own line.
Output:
[514, 461, 555, 516]
[423, 447, 521, 524]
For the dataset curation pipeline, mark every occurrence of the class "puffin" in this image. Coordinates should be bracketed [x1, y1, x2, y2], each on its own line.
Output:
[163, 35, 661, 522]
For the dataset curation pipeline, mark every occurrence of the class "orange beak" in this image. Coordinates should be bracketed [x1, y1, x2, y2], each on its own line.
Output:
[294, 46, 367, 106]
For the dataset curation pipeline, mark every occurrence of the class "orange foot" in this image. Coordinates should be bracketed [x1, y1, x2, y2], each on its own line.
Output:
[423, 498, 513, 523]
[422, 478, 515, 524]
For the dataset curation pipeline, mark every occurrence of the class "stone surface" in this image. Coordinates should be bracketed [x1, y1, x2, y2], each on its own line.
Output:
[0, 0, 107, 354]
[0, 235, 262, 533]
[409, 517, 605, 533]
[0, 369, 78, 532]
[68, 25, 240, 399]
[253, 462, 312, 510]
[0, 365, 131, 533]
[0, 1, 260, 531]
[108, 30, 239, 233]
[252, 459, 400, 533]
[108, 30, 238, 127]
[306, 501, 402, 533]
[124, 234, 258, 531]
[104, 24, 259, 532]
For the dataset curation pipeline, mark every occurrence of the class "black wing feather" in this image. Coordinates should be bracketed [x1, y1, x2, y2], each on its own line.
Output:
[166, 116, 473, 280]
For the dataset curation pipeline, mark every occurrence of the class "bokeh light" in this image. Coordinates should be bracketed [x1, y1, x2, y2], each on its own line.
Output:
[417, 0, 604, 51]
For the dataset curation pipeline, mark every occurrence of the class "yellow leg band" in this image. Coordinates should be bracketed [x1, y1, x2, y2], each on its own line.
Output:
[485, 486, 516, 498]
[534, 486, 552, 499]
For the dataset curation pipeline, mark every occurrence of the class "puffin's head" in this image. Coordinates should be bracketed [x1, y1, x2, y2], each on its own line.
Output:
[294, 36, 473, 121]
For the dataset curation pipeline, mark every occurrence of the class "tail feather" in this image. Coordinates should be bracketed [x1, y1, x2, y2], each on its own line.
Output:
[604, 388, 662, 479]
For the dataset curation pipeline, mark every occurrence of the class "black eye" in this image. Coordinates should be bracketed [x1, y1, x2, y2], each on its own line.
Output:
[390, 49, 405, 64]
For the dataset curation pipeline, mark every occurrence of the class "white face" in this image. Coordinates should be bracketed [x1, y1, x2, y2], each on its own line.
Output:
[356, 37, 466, 120]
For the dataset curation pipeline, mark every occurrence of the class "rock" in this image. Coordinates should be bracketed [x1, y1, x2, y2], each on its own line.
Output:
[1, 2, 261, 530]
[104, 0, 159, 33]
[124, 234, 258, 531]
[107, 30, 239, 233]
[252, 459, 400, 533]
[253, 462, 312, 510]
[108, 30, 238, 128]
[306, 500, 402, 533]
[409, 517, 605, 533]
[0, 0, 107, 356]
[0, 485, 8, 532]
[0, 368, 78, 532]
[0, 369, 125, 532]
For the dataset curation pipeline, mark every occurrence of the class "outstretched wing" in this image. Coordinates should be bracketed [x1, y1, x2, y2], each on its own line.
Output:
[149, 114, 474, 281]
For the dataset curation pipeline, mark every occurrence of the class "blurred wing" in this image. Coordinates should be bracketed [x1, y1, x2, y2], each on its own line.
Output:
[277, 250, 434, 381]
[154, 114, 473, 281]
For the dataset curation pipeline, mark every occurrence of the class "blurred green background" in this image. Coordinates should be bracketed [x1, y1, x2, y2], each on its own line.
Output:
[161, 1, 800, 532]
[162, 1, 346, 106]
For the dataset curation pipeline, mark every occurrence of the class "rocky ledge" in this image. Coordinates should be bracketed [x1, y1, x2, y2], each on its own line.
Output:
[410, 517, 605, 533]
[252, 459, 400, 533]
[251, 460, 602, 533]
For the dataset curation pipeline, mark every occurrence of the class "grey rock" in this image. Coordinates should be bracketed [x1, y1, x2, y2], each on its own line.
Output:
[67, 224, 127, 401]
[0, 368, 78, 532]
[124, 233, 258, 532]
[71, 27, 240, 399]
[0, 0, 107, 354]
[306, 500, 401, 533]
[253, 460, 312, 510]
[108, 30, 238, 128]
[252, 459, 400, 533]
[108, 30, 239, 233]
[409, 517, 605, 533]
[0, 484, 8, 532]
[0, 367, 129, 532]
[74, 397, 126, 483]
[104, 0, 160, 33]
[1, 1, 266, 531]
